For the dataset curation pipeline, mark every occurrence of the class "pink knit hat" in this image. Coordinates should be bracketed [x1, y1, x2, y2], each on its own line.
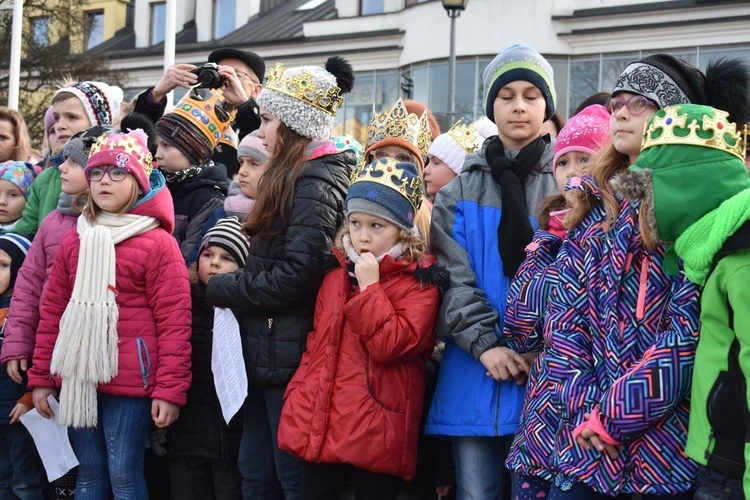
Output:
[43, 106, 55, 141]
[86, 129, 154, 194]
[553, 104, 610, 173]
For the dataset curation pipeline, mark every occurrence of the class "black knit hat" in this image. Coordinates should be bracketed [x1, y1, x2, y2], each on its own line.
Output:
[199, 217, 250, 268]
[613, 54, 708, 108]
[0, 234, 31, 293]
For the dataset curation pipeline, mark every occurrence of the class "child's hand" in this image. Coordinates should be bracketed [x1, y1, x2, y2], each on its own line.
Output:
[5, 358, 28, 384]
[9, 402, 30, 424]
[479, 346, 530, 384]
[354, 252, 380, 291]
[152, 399, 180, 428]
[575, 413, 623, 460]
[32, 387, 57, 419]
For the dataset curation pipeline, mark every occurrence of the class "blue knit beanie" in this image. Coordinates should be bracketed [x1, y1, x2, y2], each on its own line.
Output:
[0, 233, 31, 292]
[483, 44, 556, 122]
[346, 158, 423, 231]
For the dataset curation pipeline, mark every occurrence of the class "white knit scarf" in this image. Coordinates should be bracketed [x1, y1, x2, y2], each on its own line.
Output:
[51, 212, 159, 428]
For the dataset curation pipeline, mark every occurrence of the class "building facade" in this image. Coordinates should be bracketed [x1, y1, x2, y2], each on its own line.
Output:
[95, 0, 750, 141]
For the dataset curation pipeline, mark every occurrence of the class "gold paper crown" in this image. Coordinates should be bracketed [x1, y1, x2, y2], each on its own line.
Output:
[171, 88, 237, 148]
[641, 106, 747, 160]
[366, 99, 432, 164]
[350, 157, 423, 213]
[264, 62, 344, 115]
[447, 119, 483, 153]
[89, 133, 153, 177]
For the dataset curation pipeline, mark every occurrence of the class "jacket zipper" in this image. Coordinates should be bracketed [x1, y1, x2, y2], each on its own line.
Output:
[137, 337, 150, 390]
[267, 318, 276, 370]
[635, 254, 650, 321]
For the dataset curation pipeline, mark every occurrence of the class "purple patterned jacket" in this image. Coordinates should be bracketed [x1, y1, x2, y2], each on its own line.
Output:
[541, 176, 700, 495]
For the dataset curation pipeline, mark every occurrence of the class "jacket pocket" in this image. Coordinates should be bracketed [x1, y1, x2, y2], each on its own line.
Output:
[137, 337, 151, 391]
[365, 354, 406, 414]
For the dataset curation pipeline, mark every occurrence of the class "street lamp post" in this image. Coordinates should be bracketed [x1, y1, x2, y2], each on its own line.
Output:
[442, 0, 469, 122]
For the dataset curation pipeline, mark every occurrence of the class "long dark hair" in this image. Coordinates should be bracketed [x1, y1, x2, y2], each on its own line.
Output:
[244, 121, 310, 238]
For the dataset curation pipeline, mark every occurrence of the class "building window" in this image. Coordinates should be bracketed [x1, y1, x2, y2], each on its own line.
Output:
[361, 0, 384, 15]
[84, 10, 105, 49]
[150, 2, 166, 46]
[405, 0, 433, 5]
[31, 17, 49, 47]
[214, 0, 236, 39]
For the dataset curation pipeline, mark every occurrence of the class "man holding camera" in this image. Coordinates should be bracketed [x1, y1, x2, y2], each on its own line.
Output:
[134, 47, 265, 177]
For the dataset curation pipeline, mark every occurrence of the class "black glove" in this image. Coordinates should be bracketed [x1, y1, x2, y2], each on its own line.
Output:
[148, 425, 168, 457]
[484, 135, 506, 167]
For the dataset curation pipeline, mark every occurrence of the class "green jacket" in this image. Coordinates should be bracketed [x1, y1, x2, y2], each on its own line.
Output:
[11, 167, 62, 238]
[685, 247, 750, 497]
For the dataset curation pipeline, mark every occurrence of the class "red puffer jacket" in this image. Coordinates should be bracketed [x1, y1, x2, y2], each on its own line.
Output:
[28, 177, 192, 406]
[278, 248, 445, 480]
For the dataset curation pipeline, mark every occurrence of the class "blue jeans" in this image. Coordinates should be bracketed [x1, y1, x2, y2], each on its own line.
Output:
[694, 466, 743, 500]
[0, 423, 46, 499]
[453, 435, 516, 500]
[238, 386, 302, 500]
[68, 394, 152, 500]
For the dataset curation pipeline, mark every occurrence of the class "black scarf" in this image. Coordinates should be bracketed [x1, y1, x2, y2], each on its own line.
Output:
[162, 164, 206, 184]
[486, 135, 546, 277]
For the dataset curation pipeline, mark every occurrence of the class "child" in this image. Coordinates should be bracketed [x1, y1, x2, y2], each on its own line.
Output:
[424, 44, 557, 499]
[12, 81, 123, 238]
[363, 98, 433, 242]
[2, 124, 117, 390]
[155, 88, 232, 260]
[0, 233, 46, 499]
[187, 133, 268, 264]
[424, 119, 484, 200]
[0, 108, 38, 164]
[502, 104, 610, 498]
[28, 128, 192, 498]
[0, 161, 36, 232]
[278, 157, 445, 498]
[611, 104, 750, 500]
[170, 217, 250, 499]
[540, 56, 749, 498]
[206, 56, 356, 499]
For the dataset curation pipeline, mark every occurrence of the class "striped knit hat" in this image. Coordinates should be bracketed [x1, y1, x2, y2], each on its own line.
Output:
[54, 81, 124, 126]
[483, 44, 556, 121]
[199, 217, 250, 268]
[0, 233, 31, 291]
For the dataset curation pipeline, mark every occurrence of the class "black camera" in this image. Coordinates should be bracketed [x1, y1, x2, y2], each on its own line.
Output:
[191, 63, 225, 89]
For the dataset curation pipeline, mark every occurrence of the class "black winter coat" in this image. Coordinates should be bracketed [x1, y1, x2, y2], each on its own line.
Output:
[166, 163, 230, 260]
[168, 283, 242, 460]
[206, 150, 354, 387]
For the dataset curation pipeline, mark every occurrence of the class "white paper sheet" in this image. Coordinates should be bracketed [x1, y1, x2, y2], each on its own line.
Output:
[212, 308, 248, 423]
[20, 395, 79, 482]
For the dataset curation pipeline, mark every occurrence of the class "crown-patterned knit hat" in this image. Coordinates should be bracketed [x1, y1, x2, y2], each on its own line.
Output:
[237, 133, 269, 164]
[553, 104, 611, 173]
[428, 119, 484, 175]
[346, 157, 423, 231]
[483, 44, 556, 122]
[365, 99, 432, 169]
[86, 129, 154, 194]
[199, 216, 250, 268]
[155, 88, 236, 166]
[0, 161, 36, 199]
[0, 233, 31, 292]
[257, 56, 355, 140]
[54, 81, 124, 126]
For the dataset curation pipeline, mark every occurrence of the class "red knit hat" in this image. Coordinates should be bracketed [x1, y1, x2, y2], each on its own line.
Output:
[86, 129, 154, 194]
[553, 104, 611, 173]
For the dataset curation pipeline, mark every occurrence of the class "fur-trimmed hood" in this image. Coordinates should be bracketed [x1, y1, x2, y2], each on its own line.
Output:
[610, 168, 663, 245]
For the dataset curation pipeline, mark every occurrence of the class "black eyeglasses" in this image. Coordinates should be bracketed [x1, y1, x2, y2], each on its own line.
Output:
[86, 167, 128, 182]
[605, 95, 656, 116]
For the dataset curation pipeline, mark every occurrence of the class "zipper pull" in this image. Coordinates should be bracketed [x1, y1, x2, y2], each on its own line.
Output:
[268, 318, 273, 331]
[636, 255, 649, 321]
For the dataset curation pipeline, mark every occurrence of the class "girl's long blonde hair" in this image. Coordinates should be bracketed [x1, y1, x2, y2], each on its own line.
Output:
[335, 220, 428, 264]
[565, 143, 629, 230]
